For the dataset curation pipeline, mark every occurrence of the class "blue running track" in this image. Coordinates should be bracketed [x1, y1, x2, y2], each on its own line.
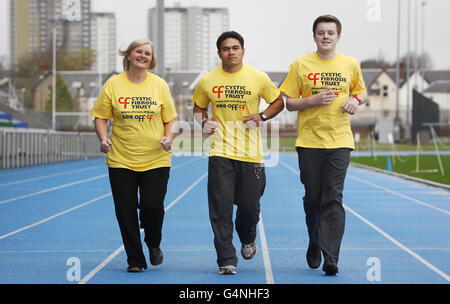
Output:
[0, 154, 448, 284]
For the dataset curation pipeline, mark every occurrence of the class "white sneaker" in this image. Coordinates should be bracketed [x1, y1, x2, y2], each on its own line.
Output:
[218, 265, 236, 275]
[241, 242, 257, 260]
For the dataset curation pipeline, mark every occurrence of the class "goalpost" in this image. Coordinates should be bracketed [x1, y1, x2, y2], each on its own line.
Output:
[414, 123, 449, 176]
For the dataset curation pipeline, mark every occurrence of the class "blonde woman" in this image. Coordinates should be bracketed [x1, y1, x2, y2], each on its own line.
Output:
[91, 39, 177, 272]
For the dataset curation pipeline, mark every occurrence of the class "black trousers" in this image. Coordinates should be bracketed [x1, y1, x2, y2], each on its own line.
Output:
[207, 156, 266, 267]
[108, 167, 170, 269]
[296, 148, 350, 266]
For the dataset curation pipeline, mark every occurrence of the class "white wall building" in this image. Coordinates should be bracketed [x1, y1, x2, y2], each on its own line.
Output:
[90, 12, 116, 74]
[148, 5, 229, 72]
[10, 0, 91, 67]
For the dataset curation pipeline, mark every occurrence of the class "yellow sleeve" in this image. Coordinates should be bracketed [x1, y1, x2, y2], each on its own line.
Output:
[161, 81, 177, 123]
[260, 72, 281, 104]
[350, 61, 367, 96]
[90, 80, 113, 119]
[279, 62, 302, 98]
[192, 78, 210, 109]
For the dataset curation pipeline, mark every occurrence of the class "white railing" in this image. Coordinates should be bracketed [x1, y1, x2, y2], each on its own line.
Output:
[0, 128, 103, 169]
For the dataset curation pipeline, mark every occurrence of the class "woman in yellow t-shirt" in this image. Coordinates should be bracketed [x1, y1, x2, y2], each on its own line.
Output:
[90, 39, 177, 272]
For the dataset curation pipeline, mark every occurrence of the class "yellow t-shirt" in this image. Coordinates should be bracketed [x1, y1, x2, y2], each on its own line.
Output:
[90, 72, 177, 171]
[192, 64, 280, 163]
[280, 52, 366, 149]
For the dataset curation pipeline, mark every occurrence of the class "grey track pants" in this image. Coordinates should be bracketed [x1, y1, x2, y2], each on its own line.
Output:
[207, 156, 266, 267]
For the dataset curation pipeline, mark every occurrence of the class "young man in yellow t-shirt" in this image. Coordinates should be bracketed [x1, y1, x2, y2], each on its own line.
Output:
[193, 31, 284, 275]
[280, 15, 367, 276]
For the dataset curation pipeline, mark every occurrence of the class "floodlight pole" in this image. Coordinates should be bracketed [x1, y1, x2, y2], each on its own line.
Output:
[395, 0, 401, 121]
[52, 27, 56, 130]
[157, 0, 165, 79]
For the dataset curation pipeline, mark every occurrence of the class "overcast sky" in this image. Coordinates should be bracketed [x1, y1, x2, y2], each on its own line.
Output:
[1, 0, 449, 72]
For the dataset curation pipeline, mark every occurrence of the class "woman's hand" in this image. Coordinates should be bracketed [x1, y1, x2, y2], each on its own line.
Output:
[160, 136, 172, 151]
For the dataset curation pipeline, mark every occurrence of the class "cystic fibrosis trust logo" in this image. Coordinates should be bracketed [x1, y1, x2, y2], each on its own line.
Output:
[308, 73, 321, 86]
[212, 86, 225, 98]
[118, 96, 158, 122]
[212, 85, 252, 111]
[307, 72, 347, 96]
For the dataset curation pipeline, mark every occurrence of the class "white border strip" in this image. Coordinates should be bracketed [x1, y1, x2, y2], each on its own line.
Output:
[78, 172, 208, 284]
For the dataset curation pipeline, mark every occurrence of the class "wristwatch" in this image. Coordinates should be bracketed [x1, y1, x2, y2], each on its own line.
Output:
[259, 112, 268, 121]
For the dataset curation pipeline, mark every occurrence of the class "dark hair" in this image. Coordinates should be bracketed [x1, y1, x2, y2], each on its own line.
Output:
[313, 15, 342, 35]
[216, 31, 244, 51]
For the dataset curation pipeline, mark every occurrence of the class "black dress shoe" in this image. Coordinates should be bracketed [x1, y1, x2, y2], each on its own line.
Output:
[306, 243, 322, 269]
[127, 266, 143, 273]
[149, 248, 163, 266]
[322, 262, 338, 276]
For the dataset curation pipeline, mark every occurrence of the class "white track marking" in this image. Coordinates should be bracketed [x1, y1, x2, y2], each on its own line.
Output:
[258, 213, 274, 284]
[78, 172, 207, 284]
[0, 174, 108, 206]
[0, 193, 111, 240]
[348, 175, 450, 215]
[280, 159, 450, 282]
[0, 165, 104, 187]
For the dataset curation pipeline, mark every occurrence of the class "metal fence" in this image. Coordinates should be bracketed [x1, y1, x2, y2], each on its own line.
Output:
[0, 128, 104, 169]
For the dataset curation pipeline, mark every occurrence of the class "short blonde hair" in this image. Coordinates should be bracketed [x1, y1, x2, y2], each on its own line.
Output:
[119, 39, 157, 71]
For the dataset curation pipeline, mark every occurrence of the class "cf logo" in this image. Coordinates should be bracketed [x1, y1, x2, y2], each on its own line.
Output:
[308, 73, 320, 86]
[118, 97, 131, 109]
[212, 86, 224, 98]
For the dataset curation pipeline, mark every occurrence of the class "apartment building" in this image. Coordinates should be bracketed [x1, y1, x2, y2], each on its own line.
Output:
[148, 5, 229, 72]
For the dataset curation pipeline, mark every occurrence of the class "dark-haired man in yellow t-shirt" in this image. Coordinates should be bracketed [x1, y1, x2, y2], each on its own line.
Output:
[193, 31, 284, 275]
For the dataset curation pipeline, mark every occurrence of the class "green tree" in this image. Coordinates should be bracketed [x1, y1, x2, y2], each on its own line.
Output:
[12, 48, 95, 109]
[58, 48, 96, 71]
[46, 76, 74, 111]
[361, 49, 393, 69]
[361, 58, 393, 69]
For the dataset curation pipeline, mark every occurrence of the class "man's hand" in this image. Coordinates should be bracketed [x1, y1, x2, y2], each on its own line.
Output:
[203, 118, 219, 134]
[243, 114, 262, 129]
[311, 89, 336, 106]
[342, 97, 359, 115]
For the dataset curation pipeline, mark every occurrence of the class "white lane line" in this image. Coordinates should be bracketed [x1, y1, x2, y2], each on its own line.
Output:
[345, 204, 450, 282]
[280, 159, 450, 282]
[281, 159, 450, 215]
[78, 172, 208, 284]
[0, 174, 108, 206]
[0, 159, 103, 177]
[171, 157, 199, 170]
[3, 247, 449, 254]
[0, 158, 199, 237]
[347, 175, 450, 215]
[0, 193, 112, 240]
[258, 213, 274, 284]
[78, 245, 125, 285]
[0, 165, 104, 187]
[165, 172, 208, 211]
[279, 160, 299, 176]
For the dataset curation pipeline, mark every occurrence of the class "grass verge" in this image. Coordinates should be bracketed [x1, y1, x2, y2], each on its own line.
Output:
[350, 155, 450, 185]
